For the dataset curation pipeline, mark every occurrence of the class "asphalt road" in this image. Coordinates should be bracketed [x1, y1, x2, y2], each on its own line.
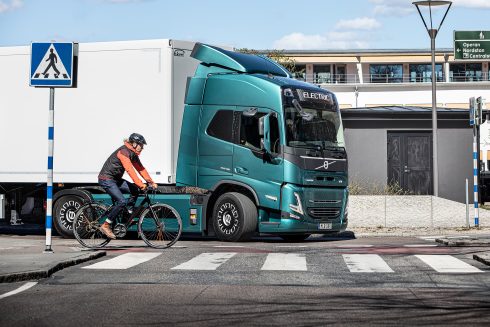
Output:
[1, 235, 490, 326]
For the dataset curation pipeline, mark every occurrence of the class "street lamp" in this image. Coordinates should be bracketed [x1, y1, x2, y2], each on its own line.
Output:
[413, 0, 452, 197]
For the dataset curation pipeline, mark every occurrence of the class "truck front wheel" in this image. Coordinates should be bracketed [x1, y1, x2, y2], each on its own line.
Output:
[212, 192, 257, 242]
[53, 195, 84, 238]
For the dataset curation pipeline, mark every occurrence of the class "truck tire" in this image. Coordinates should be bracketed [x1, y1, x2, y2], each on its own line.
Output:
[212, 192, 257, 242]
[53, 195, 84, 238]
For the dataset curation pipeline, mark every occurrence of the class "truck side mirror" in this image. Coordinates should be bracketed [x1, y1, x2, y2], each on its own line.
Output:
[259, 115, 265, 136]
[259, 114, 271, 153]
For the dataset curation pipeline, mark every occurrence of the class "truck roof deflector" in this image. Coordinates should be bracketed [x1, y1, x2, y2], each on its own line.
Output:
[191, 43, 290, 77]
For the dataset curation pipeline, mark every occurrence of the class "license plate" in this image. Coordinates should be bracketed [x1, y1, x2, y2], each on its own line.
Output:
[318, 223, 332, 230]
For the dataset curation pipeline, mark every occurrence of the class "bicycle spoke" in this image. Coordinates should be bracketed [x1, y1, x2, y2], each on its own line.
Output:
[138, 204, 182, 249]
[73, 203, 111, 248]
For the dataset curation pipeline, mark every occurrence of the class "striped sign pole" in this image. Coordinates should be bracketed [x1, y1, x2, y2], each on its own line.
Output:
[45, 87, 55, 253]
[473, 122, 480, 228]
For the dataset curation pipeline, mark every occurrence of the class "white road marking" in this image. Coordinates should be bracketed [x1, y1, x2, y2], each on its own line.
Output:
[343, 254, 394, 273]
[417, 236, 442, 241]
[82, 252, 162, 270]
[0, 282, 37, 300]
[261, 253, 307, 271]
[171, 252, 236, 270]
[415, 255, 483, 273]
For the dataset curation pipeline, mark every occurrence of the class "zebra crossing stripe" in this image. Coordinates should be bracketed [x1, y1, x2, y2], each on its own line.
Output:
[82, 253, 161, 270]
[261, 253, 307, 271]
[415, 255, 483, 273]
[171, 253, 236, 270]
[343, 254, 394, 273]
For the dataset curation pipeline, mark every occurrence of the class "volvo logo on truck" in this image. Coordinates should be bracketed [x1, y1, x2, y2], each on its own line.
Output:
[316, 160, 336, 170]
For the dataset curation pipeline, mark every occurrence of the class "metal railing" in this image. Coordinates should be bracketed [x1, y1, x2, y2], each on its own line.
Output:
[292, 72, 490, 85]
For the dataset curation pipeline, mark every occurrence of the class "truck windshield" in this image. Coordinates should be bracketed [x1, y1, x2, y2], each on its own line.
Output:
[283, 88, 345, 149]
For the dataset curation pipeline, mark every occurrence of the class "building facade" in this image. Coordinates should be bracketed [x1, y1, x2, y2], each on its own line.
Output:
[342, 107, 472, 203]
[284, 48, 490, 109]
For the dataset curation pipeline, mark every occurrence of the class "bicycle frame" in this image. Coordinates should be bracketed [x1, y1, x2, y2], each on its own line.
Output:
[104, 192, 161, 230]
[90, 190, 158, 231]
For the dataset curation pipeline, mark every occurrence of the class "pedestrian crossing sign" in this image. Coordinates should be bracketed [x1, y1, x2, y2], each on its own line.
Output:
[30, 42, 77, 87]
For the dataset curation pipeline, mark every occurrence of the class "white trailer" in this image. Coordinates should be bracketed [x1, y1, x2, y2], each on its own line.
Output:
[0, 39, 207, 235]
[1, 39, 200, 185]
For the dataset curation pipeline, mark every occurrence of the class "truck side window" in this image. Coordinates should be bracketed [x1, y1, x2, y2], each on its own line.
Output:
[207, 110, 234, 142]
[240, 113, 280, 154]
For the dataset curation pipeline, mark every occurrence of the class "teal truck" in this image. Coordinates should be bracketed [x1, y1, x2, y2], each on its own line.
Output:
[1, 40, 348, 241]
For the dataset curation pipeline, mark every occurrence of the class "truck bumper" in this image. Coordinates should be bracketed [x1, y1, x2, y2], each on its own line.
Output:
[259, 184, 348, 234]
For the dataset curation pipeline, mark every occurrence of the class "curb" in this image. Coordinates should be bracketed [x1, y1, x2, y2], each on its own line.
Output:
[435, 238, 490, 247]
[473, 253, 490, 266]
[0, 251, 106, 283]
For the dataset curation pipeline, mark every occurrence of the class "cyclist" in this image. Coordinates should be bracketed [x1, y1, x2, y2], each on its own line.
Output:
[98, 133, 158, 239]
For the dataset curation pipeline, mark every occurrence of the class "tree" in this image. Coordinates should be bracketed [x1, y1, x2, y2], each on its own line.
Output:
[236, 48, 304, 76]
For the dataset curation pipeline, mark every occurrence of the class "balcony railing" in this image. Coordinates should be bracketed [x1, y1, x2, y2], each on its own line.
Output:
[293, 72, 490, 85]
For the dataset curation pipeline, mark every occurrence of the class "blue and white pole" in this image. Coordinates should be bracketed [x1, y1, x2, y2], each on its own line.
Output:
[45, 87, 55, 253]
[473, 124, 480, 228]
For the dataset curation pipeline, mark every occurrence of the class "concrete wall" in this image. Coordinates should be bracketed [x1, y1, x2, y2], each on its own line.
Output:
[349, 195, 488, 228]
[438, 129, 473, 202]
[344, 128, 387, 191]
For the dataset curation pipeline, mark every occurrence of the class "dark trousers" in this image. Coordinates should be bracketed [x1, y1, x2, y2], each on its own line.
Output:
[99, 179, 139, 223]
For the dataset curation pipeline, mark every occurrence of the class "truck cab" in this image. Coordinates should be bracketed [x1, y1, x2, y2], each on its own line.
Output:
[177, 44, 348, 241]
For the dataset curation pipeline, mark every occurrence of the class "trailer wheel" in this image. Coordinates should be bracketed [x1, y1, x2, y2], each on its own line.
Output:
[53, 195, 84, 238]
[212, 192, 257, 242]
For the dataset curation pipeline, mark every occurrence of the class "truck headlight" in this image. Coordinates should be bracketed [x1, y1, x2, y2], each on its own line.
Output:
[289, 192, 304, 215]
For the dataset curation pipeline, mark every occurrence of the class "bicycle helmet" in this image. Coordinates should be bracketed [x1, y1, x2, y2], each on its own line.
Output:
[129, 133, 147, 145]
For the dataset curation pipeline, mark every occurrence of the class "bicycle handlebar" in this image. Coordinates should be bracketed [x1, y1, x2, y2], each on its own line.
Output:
[141, 185, 157, 194]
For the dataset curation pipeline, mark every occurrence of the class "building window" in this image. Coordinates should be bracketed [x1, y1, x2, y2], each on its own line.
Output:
[409, 64, 444, 82]
[369, 64, 403, 83]
[450, 63, 483, 82]
[313, 64, 331, 84]
[207, 110, 234, 142]
[292, 64, 306, 81]
[334, 65, 347, 84]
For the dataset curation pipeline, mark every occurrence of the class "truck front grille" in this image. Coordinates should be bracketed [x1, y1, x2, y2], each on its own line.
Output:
[307, 207, 340, 220]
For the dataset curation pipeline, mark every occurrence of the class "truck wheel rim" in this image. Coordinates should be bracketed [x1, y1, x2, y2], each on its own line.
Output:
[59, 200, 81, 230]
[217, 202, 239, 235]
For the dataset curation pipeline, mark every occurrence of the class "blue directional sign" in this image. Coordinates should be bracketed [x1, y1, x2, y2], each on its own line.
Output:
[30, 42, 75, 87]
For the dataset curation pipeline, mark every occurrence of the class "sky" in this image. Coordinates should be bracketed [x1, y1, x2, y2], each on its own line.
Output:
[1, 0, 490, 50]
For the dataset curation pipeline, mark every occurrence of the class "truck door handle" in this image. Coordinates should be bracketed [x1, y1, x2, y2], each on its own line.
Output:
[234, 167, 249, 175]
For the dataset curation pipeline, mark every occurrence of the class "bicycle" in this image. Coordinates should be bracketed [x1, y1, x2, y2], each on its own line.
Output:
[72, 187, 182, 249]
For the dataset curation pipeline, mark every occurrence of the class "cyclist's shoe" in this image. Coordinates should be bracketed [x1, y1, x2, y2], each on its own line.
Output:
[100, 222, 116, 240]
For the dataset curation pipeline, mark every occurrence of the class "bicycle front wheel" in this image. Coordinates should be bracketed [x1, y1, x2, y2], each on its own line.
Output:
[138, 204, 182, 249]
[73, 202, 111, 249]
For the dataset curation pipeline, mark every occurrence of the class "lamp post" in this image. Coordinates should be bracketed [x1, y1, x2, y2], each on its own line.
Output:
[413, 0, 452, 197]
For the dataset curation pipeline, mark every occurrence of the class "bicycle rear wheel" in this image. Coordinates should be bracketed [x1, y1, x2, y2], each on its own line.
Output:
[73, 202, 111, 248]
[138, 203, 182, 249]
